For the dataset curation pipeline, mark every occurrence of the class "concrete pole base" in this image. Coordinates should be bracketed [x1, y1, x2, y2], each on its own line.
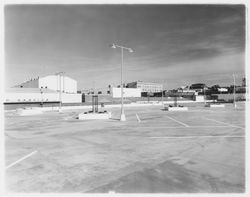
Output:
[120, 113, 126, 121]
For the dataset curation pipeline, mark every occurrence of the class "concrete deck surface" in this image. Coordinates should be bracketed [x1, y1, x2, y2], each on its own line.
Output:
[4, 103, 245, 193]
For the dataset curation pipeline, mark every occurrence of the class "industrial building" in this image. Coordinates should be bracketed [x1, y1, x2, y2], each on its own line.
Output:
[5, 74, 81, 104]
[5, 88, 81, 104]
[126, 81, 163, 93]
[14, 74, 77, 93]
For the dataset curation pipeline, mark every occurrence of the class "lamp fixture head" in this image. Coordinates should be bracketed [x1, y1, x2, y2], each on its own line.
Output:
[129, 48, 134, 53]
[110, 44, 116, 49]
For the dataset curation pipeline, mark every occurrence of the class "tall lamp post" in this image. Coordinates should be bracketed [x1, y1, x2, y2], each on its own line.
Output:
[233, 74, 237, 108]
[110, 43, 133, 121]
[55, 72, 65, 112]
[161, 80, 165, 106]
[40, 88, 43, 107]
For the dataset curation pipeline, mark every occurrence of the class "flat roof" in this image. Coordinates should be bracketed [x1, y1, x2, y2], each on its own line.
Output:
[129, 81, 163, 85]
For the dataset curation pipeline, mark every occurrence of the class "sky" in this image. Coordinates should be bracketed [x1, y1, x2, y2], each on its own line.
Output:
[4, 4, 245, 90]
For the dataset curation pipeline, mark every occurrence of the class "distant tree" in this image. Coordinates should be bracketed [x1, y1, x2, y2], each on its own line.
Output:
[209, 85, 220, 94]
[211, 85, 220, 90]
[228, 85, 234, 94]
[242, 77, 246, 87]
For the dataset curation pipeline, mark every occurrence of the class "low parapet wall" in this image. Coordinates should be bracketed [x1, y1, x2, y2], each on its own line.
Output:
[5, 99, 216, 112]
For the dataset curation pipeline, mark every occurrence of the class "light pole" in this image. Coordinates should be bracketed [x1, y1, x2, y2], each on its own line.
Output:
[233, 74, 237, 108]
[55, 72, 65, 112]
[40, 88, 43, 107]
[161, 80, 165, 106]
[203, 86, 206, 105]
[110, 43, 133, 121]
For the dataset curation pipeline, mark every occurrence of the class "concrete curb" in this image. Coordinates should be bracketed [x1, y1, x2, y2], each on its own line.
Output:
[5, 100, 230, 112]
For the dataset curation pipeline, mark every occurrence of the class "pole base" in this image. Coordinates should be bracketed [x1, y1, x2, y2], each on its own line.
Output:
[120, 113, 126, 121]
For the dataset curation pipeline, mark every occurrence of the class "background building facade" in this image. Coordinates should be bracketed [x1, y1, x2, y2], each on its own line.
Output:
[14, 75, 77, 93]
[126, 81, 163, 93]
[5, 88, 81, 103]
[112, 87, 141, 98]
[6, 74, 81, 104]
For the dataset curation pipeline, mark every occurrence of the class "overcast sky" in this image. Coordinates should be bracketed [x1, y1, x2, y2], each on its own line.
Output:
[5, 4, 245, 90]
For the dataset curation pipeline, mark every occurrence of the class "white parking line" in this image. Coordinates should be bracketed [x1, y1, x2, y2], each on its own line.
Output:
[149, 135, 245, 139]
[6, 150, 38, 170]
[165, 115, 189, 127]
[134, 125, 239, 129]
[204, 118, 245, 129]
[136, 113, 141, 122]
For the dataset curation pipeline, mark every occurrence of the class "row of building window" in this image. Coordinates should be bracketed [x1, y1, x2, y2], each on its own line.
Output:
[5, 99, 49, 102]
[19, 86, 48, 88]
[139, 85, 162, 92]
[142, 89, 162, 92]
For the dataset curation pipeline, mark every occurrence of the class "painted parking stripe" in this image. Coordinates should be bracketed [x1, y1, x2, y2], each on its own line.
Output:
[133, 125, 239, 129]
[204, 118, 245, 129]
[6, 150, 38, 170]
[149, 135, 245, 139]
[165, 115, 189, 127]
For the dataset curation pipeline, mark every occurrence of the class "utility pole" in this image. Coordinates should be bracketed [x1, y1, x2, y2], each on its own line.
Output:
[40, 88, 43, 107]
[59, 75, 62, 111]
[161, 81, 164, 106]
[203, 86, 206, 105]
[93, 80, 96, 95]
[233, 74, 237, 108]
[55, 72, 65, 112]
[120, 47, 125, 120]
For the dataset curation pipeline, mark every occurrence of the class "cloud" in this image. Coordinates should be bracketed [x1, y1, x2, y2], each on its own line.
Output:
[5, 5, 245, 89]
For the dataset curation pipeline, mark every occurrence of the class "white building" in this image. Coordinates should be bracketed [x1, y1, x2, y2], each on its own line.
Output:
[126, 81, 163, 93]
[218, 87, 228, 93]
[5, 74, 81, 104]
[112, 87, 141, 98]
[4, 88, 81, 104]
[15, 75, 77, 93]
[195, 95, 205, 102]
